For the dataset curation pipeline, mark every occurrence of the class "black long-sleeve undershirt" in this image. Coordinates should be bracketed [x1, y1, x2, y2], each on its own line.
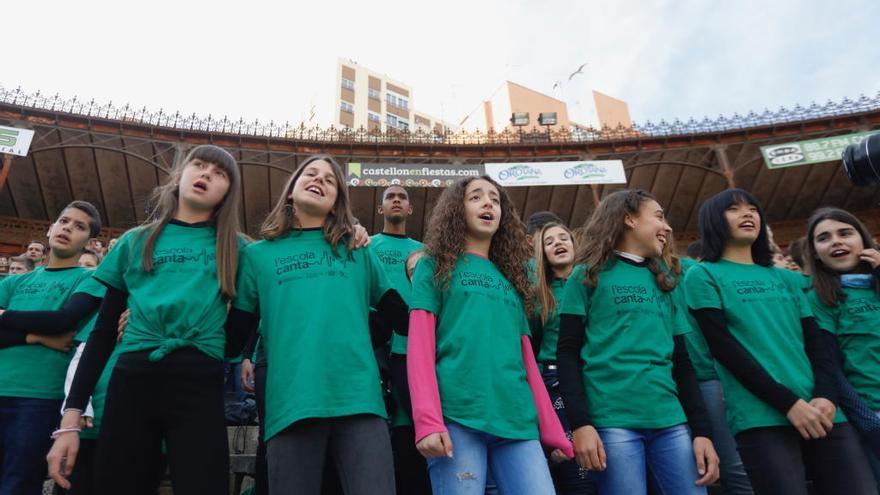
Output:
[0, 292, 102, 335]
[65, 285, 128, 411]
[671, 335, 712, 439]
[0, 329, 26, 348]
[556, 313, 592, 430]
[691, 308, 838, 415]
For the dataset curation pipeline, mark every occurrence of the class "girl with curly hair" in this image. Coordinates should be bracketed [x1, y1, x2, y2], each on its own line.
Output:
[557, 189, 720, 494]
[407, 175, 573, 495]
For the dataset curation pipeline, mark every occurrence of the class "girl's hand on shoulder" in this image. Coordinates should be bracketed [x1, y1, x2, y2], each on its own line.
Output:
[415, 431, 453, 459]
[692, 436, 720, 486]
[571, 425, 606, 471]
[859, 248, 880, 269]
[351, 224, 371, 250]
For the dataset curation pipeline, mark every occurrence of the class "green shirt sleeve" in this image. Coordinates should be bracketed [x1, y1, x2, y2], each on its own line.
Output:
[95, 229, 135, 290]
[807, 290, 838, 334]
[75, 273, 107, 298]
[408, 256, 440, 314]
[232, 245, 259, 314]
[560, 264, 589, 317]
[683, 265, 722, 310]
[0, 276, 16, 308]
[366, 246, 393, 308]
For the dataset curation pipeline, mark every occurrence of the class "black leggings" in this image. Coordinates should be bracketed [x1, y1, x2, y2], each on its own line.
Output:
[736, 423, 876, 495]
[94, 349, 229, 495]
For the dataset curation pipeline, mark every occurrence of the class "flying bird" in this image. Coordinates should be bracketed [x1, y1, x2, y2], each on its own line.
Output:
[568, 62, 588, 80]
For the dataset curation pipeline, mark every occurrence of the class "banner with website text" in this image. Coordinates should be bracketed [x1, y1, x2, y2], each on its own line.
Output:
[345, 160, 626, 187]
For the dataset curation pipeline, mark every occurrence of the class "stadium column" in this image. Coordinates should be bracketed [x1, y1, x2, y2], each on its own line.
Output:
[714, 146, 737, 189]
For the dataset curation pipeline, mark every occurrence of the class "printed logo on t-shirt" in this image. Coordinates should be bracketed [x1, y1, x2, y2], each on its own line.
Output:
[729, 278, 794, 304]
[376, 249, 404, 267]
[846, 297, 880, 317]
[153, 247, 216, 267]
[13, 280, 72, 298]
[609, 284, 672, 318]
[273, 250, 352, 284]
[454, 270, 520, 309]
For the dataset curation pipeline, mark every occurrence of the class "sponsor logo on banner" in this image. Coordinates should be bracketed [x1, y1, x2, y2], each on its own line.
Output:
[0, 125, 36, 157]
[760, 131, 875, 169]
[346, 162, 482, 187]
[485, 160, 626, 186]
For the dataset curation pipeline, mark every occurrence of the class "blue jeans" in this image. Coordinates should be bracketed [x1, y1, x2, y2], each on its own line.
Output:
[0, 396, 62, 495]
[698, 380, 753, 495]
[426, 422, 554, 495]
[595, 424, 706, 495]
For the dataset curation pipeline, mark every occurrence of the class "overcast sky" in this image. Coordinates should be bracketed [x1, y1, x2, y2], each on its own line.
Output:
[5, 0, 879, 129]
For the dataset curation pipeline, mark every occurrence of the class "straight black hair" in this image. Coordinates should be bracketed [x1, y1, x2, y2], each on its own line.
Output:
[697, 188, 773, 266]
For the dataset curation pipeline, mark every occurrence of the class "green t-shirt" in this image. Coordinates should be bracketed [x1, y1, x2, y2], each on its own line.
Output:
[409, 253, 538, 441]
[560, 260, 688, 429]
[0, 267, 93, 399]
[684, 260, 845, 435]
[679, 258, 718, 381]
[809, 286, 880, 410]
[533, 278, 566, 364]
[234, 229, 393, 441]
[370, 233, 423, 355]
[96, 223, 233, 362]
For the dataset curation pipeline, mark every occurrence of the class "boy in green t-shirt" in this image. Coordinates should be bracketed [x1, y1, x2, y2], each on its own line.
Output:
[369, 185, 429, 494]
[0, 201, 101, 495]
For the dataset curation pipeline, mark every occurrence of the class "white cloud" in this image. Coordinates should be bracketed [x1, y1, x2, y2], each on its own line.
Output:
[4, 0, 878, 128]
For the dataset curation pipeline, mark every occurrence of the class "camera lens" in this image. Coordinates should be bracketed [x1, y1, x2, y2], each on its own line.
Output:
[843, 133, 880, 186]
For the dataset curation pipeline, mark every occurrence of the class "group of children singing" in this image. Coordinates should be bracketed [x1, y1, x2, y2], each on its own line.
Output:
[0, 144, 878, 495]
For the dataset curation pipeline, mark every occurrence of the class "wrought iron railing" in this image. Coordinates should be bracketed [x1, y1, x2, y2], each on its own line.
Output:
[1, 85, 878, 145]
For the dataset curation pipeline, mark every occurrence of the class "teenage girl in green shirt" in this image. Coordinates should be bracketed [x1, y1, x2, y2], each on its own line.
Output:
[557, 189, 719, 494]
[48, 145, 246, 495]
[803, 207, 880, 475]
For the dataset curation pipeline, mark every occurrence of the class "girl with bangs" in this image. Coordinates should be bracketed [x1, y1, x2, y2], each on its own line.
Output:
[557, 189, 718, 495]
[408, 175, 573, 495]
[228, 155, 409, 494]
[803, 207, 880, 477]
[683, 189, 875, 494]
[47, 144, 250, 495]
[529, 221, 596, 494]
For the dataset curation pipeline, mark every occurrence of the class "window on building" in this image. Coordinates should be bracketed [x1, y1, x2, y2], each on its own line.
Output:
[368, 88, 381, 100]
[368, 112, 381, 122]
[341, 78, 355, 90]
[340, 101, 354, 114]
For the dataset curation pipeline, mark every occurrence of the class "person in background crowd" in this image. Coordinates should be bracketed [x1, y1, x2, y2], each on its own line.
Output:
[370, 185, 431, 495]
[78, 249, 100, 269]
[529, 221, 596, 494]
[0, 255, 9, 274]
[25, 240, 47, 266]
[107, 238, 118, 252]
[7, 255, 34, 275]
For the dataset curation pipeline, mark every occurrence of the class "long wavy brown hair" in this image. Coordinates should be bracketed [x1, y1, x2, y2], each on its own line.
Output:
[533, 222, 575, 324]
[422, 175, 534, 314]
[260, 154, 358, 257]
[138, 144, 242, 299]
[575, 189, 677, 291]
